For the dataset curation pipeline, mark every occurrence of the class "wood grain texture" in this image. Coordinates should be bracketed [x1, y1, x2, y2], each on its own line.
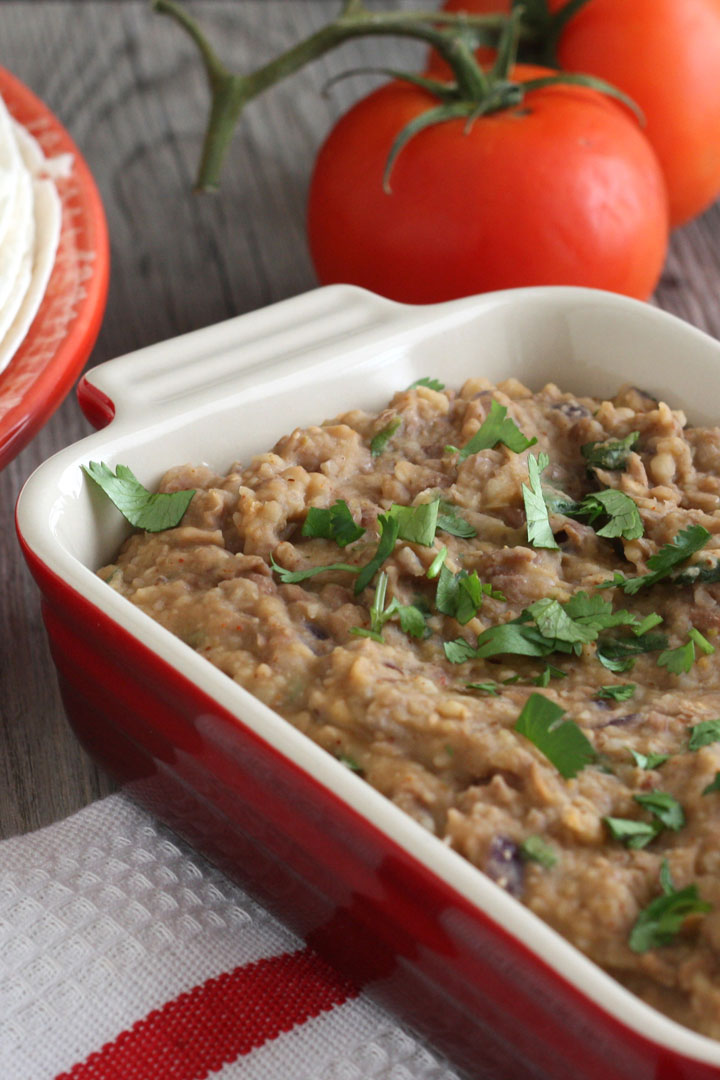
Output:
[1, 0, 720, 837]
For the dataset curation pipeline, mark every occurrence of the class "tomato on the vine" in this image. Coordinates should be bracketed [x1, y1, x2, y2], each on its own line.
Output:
[307, 65, 668, 304]
[431, 0, 720, 227]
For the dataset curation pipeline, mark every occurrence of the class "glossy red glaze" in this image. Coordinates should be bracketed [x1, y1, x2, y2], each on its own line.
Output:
[18, 532, 720, 1080]
[0, 68, 109, 467]
[76, 376, 115, 429]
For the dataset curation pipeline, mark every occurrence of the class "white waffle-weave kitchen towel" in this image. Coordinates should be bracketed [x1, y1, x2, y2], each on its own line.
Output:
[0, 793, 461, 1080]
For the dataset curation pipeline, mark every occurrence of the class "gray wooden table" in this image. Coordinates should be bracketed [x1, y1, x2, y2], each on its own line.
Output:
[2, 0, 720, 839]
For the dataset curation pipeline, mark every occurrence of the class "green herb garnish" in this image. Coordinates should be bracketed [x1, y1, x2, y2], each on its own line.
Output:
[354, 513, 400, 593]
[604, 817, 661, 849]
[581, 431, 639, 470]
[520, 835, 557, 868]
[577, 489, 644, 541]
[634, 791, 684, 831]
[658, 628, 714, 675]
[351, 571, 429, 641]
[617, 525, 711, 595]
[630, 749, 669, 770]
[688, 718, 720, 751]
[370, 416, 402, 457]
[674, 559, 720, 586]
[389, 499, 439, 546]
[465, 681, 500, 696]
[522, 452, 558, 550]
[408, 376, 445, 391]
[629, 860, 711, 953]
[526, 596, 597, 647]
[595, 684, 636, 702]
[446, 399, 537, 462]
[302, 499, 365, 547]
[514, 693, 596, 779]
[532, 665, 567, 687]
[270, 554, 359, 585]
[426, 546, 448, 579]
[338, 755, 363, 774]
[436, 565, 504, 625]
[596, 631, 668, 673]
[455, 623, 557, 662]
[702, 772, 720, 795]
[632, 613, 664, 636]
[83, 462, 195, 532]
[436, 499, 477, 538]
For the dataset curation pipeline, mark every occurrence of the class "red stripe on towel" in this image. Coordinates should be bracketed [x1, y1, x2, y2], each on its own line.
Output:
[56, 946, 359, 1080]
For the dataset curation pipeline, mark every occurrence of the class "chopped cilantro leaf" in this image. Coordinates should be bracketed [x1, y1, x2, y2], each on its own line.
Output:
[520, 836, 557, 868]
[526, 597, 596, 646]
[542, 488, 580, 516]
[355, 513, 400, 594]
[370, 417, 402, 457]
[578, 489, 644, 541]
[604, 817, 661, 849]
[426, 546, 448, 579]
[473, 623, 559, 660]
[630, 749, 669, 770]
[270, 554, 359, 584]
[436, 566, 503, 625]
[437, 499, 477, 538]
[514, 693, 596, 779]
[302, 499, 365, 547]
[658, 640, 697, 675]
[634, 791, 684, 831]
[688, 718, 720, 751]
[595, 684, 636, 702]
[408, 376, 445, 391]
[581, 431, 639, 470]
[351, 570, 429, 641]
[702, 772, 720, 795]
[629, 861, 711, 953]
[444, 638, 480, 664]
[84, 462, 195, 533]
[533, 665, 567, 687]
[620, 525, 711, 595]
[465, 681, 500, 696]
[522, 453, 558, 550]
[446, 399, 537, 462]
[338, 755, 363, 773]
[596, 631, 668, 672]
[563, 592, 638, 631]
[674, 559, 720, 586]
[396, 602, 430, 638]
[389, 499, 439, 546]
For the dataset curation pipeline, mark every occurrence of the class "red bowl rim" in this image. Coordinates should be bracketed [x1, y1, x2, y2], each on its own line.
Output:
[0, 66, 109, 468]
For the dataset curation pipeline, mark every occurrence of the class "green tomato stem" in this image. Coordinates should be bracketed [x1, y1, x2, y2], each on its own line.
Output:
[153, 0, 510, 190]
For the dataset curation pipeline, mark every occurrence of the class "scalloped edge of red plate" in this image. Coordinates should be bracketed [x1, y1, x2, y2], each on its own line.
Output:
[0, 67, 109, 469]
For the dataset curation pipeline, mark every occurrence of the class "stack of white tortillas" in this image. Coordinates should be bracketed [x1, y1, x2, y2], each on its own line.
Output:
[0, 91, 62, 375]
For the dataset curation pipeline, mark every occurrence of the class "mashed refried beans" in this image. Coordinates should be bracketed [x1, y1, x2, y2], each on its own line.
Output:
[98, 376, 720, 1038]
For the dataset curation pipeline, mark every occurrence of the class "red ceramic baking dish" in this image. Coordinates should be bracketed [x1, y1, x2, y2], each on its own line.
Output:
[16, 285, 720, 1079]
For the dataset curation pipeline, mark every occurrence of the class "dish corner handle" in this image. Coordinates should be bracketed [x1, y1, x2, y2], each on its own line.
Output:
[73, 285, 410, 424]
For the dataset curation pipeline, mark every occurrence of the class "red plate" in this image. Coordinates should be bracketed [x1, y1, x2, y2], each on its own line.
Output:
[0, 67, 109, 469]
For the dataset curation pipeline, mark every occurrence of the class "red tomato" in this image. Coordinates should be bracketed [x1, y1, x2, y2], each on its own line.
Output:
[307, 66, 668, 304]
[431, 0, 720, 227]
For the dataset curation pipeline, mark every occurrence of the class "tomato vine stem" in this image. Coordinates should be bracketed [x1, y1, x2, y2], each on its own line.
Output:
[152, 0, 512, 190]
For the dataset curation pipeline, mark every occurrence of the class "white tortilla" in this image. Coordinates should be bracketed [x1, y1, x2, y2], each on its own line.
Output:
[0, 95, 66, 376]
[0, 178, 61, 372]
[0, 95, 23, 250]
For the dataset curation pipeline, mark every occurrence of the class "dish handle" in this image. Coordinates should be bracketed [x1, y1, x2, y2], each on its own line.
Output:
[76, 285, 408, 429]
